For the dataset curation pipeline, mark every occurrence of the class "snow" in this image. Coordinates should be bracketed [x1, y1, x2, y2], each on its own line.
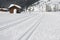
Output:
[0, 8, 8, 10]
[28, 0, 60, 12]
[0, 11, 60, 40]
[8, 4, 21, 8]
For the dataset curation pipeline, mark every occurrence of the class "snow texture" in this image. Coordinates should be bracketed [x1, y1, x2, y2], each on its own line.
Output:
[0, 12, 60, 40]
[8, 4, 21, 8]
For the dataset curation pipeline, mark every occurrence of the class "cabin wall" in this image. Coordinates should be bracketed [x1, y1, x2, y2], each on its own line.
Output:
[9, 6, 20, 13]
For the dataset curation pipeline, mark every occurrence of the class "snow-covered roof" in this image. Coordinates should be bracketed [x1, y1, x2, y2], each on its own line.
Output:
[8, 4, 22, 9]
[0, 8, 8, 10]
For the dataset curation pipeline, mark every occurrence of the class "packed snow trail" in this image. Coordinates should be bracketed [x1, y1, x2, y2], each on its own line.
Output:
[0, 12, 42, 40]
[18, 13, 45, 40]
[0, 12, 60, 40]
[28, 12, 60, 40]
[0, 14, 37, 31]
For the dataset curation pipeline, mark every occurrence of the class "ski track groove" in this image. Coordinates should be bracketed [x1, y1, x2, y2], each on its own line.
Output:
[18, 14, 45, 40]
[26, 14, 45, 40]
[18, 17, 40, 40]
[0, 16, 27, 25]
[0, 14, 35, 25]
[0, 14, 33, 27]
[0, 15, 37, 31]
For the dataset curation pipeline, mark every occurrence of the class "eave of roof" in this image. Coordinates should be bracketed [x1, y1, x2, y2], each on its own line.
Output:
[8, 4, 22, 9]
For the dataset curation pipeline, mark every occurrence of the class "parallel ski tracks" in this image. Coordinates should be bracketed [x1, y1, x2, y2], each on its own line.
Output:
[0, 14, 37, 31]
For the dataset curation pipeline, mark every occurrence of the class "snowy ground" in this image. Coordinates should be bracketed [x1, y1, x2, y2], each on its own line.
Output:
[0, 12, 60, 40]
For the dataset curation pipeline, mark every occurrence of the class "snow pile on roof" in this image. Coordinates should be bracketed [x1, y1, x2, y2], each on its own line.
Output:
[8, 4, 22, 9]
[0, 8, 8, 10]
